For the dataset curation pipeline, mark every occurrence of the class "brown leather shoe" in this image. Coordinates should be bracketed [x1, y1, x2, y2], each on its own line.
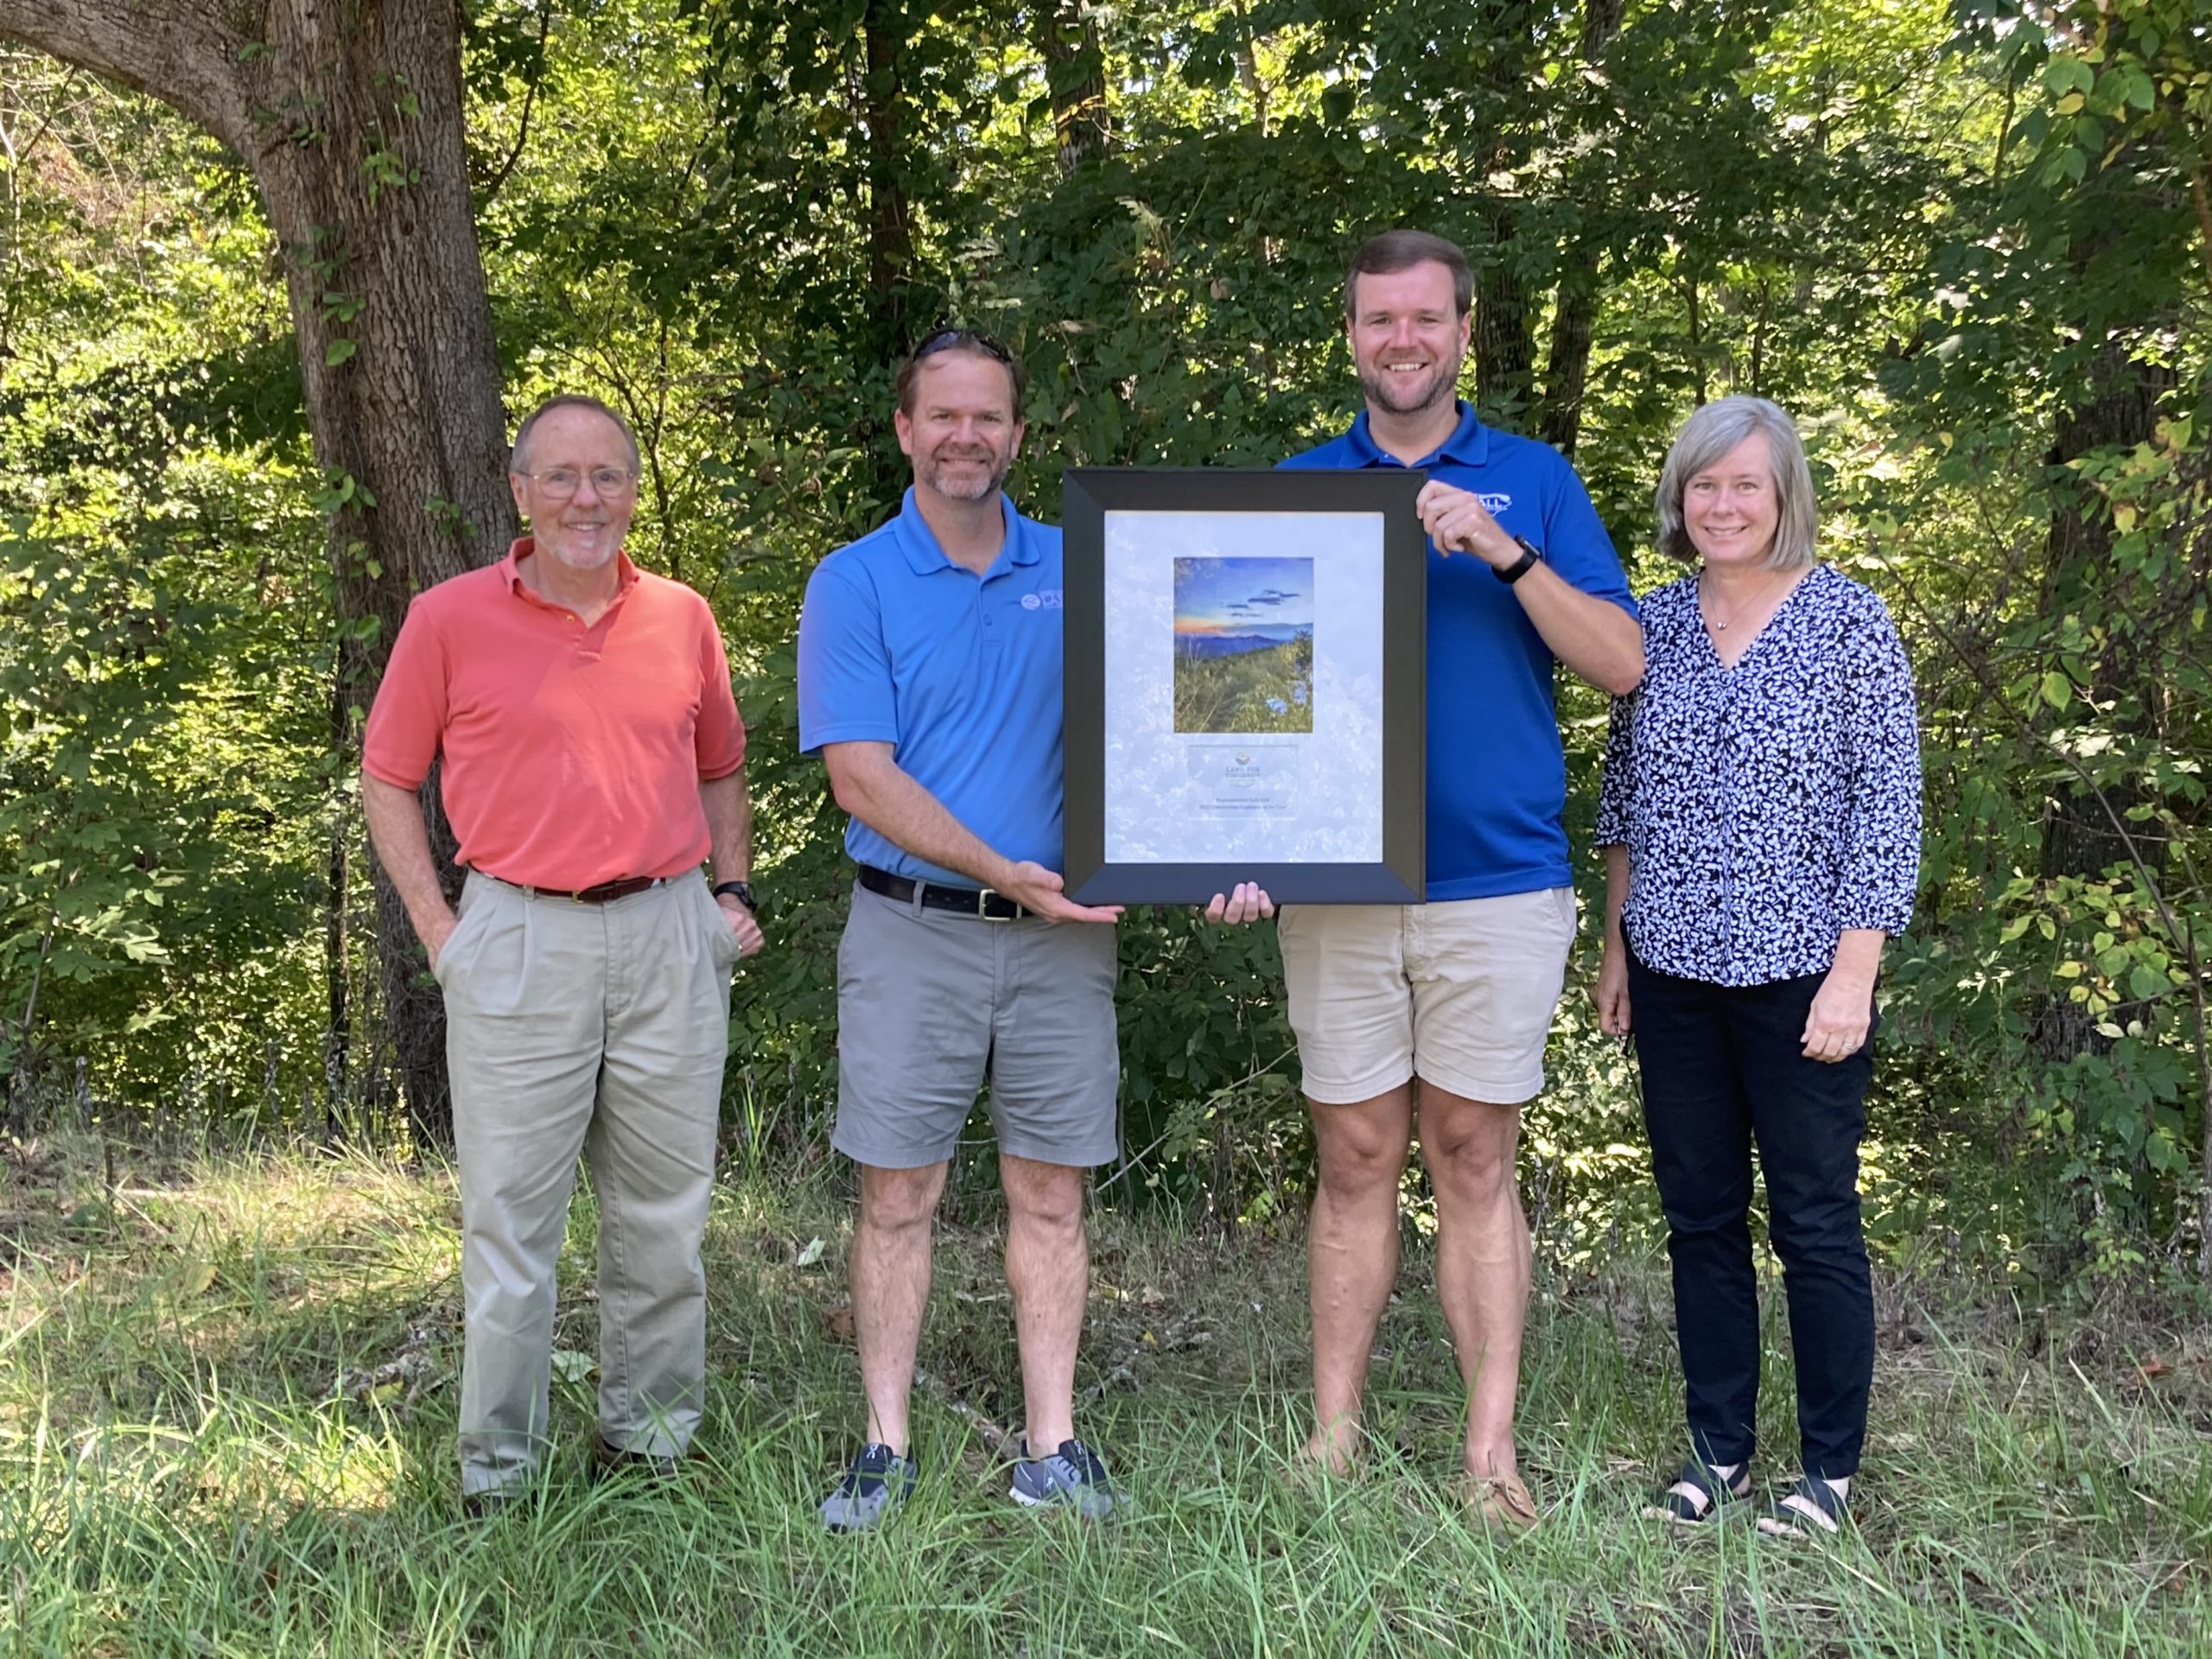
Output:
[460, 1487, 519, 1519]
[1462, 1469, 1540, 1529]
[593, 1436, 687, 1483]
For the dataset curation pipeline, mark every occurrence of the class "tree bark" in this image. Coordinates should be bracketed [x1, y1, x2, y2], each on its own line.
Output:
[2030, 339, 2175, 1066]
[1474, 203, 1535, 423]
[1536, 0, 1625, 457]
[325, 668, 351, 1135]
[2036, 342, 2173, 883]
[1536, 270, 1597, 457]
[0, 0, 517, 1145]
[1035, 0, 1109, 172]
[860, 1, 912, 353]
[856, 0, 916, 505]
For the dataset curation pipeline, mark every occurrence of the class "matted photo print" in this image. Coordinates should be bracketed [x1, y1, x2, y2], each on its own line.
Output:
[1061, 468, 1426, 905]
[1172, 556, 1315, 735]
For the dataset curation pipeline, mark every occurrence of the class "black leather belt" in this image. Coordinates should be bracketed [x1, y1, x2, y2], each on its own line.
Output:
[857, 864, 1029, 920]
[490, 874, 665, 905]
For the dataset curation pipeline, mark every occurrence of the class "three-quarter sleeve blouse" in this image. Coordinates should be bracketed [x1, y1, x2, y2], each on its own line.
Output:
[1594, 563, 1923, 987]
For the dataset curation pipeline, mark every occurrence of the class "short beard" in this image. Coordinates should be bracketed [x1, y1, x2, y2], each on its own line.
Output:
[918, 451, 1011, 502]
[1357, 356, 1460, 420]
[540, 527, 620, 569]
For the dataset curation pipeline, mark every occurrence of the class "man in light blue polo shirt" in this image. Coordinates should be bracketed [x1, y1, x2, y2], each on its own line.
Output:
[798, 330, 1128, 1530]
[1274, 230, 1643, 1525]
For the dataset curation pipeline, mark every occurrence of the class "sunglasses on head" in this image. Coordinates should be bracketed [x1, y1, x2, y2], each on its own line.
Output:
[911, 327, 1014, 366]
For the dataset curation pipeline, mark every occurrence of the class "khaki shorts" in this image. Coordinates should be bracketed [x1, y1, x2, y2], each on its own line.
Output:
[1276, 887, 1578, 1106]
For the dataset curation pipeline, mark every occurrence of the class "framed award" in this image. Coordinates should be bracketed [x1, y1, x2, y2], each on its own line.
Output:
[1061, 467, 1427, 905]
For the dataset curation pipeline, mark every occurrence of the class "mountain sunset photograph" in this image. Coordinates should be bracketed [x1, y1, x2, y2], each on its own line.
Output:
[1173, 555, 1316, 734]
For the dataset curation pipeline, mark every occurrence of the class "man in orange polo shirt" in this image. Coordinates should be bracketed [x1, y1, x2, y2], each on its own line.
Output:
[361, 394, 764, 1509]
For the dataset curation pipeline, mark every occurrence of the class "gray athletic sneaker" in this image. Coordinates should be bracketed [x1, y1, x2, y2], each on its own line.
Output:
[1008, 1437, 1119, 1520]
[820, 1442, 918, 1533]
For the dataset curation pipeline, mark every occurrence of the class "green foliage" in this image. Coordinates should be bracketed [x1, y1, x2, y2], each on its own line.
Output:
[1834, 0, 2212, 1274]
[0, 75, 334, 1109]
[1, 0, 2208, 1274]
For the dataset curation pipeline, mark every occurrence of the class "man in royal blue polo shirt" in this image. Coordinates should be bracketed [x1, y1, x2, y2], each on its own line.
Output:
[1276, 230, 1644, 1524]
[798, 330, 1142, 1531]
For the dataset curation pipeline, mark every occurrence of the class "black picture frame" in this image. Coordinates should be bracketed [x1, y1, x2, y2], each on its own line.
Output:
[1062, 467, 1427, 905]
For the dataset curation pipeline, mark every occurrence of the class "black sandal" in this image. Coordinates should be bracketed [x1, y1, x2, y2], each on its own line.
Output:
[1641, 1458, 1750, 1524]
[1757, 1474, 1849, 1537]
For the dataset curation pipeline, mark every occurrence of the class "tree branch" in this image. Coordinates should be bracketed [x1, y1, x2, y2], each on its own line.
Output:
[2190, 165, 2212, 297]
[479, 0, 554, 209]
[0, 0, 251, 154]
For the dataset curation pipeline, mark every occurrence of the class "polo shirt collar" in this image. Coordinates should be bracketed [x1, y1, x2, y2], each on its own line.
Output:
[1344, 400, 1492, 469]
[500, 537, 641, 607]
[893, 488, 1034, 576]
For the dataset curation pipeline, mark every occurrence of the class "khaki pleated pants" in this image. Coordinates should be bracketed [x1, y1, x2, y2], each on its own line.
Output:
[436, 870, 739, 1495]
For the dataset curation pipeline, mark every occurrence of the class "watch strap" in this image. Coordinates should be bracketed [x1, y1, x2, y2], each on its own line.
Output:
[1496, 537, 1543, 585]
[711, 880, 756, 912]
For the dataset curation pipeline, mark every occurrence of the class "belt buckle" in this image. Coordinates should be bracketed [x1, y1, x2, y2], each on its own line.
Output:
[976, 887, 1014, 922]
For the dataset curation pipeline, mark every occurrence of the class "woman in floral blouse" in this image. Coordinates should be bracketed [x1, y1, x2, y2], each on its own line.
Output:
[1594, 396, 1921, 1537]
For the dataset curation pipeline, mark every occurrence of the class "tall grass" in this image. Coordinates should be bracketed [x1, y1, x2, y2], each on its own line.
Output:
[3, 1132, 2208, 1656]
[1173, 638, 1314, 734]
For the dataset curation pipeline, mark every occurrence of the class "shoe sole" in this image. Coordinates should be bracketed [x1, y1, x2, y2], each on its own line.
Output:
[1008, 1483, 1113, 1519]
[1642, 1502, 1721, 1527]
[823, 1503, 904, 1534]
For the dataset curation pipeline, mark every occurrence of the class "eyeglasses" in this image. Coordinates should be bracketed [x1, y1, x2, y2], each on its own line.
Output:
[520, 466, 639, 499]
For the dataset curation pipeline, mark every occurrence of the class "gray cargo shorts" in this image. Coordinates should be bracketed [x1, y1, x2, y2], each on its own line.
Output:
[832, 882, 1121, 1170]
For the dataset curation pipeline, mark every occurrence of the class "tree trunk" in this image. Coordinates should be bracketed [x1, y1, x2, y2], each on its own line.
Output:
[2035, 338, 2172, 888]
[857, 0, 916, 505]
[1474, 203, 1535, 423]
[325, 668, 351, 1135]
[861, 2, 912, 353]
[1685, 272, 1707, 406]
[0, 0, 517, 1145]
[1536, 0, 1625, 457]
[2031, 339, 2174, 1064]
[1035, 0, 1109, 172]
[1537, 275, 1597, 457]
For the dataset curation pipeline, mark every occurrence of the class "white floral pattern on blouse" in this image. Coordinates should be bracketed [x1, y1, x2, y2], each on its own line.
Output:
[1596, 563, 1923, 987]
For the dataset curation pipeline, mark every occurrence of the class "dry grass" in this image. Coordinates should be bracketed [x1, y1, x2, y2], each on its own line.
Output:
[3, 1129, 2209, 1656]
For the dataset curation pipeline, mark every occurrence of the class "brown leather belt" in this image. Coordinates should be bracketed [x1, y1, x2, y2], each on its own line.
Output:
[491, 874, 666, 905]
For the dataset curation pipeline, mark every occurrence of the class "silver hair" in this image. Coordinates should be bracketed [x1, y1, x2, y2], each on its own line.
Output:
[1654, 396, 1818, 570]
[509, 394, 642, 476]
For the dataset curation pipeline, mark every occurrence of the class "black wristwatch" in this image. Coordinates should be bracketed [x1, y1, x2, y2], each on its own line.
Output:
[1495, 536, 1543, 585]
[711, 880, 757, 912]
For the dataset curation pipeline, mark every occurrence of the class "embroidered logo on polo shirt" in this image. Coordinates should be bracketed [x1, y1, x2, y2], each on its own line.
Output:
[1021, 589, 1063, 611]
[1478, 493, 1512, 514]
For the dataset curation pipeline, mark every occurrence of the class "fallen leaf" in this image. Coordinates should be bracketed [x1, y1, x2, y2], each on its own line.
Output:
[177, 1259, 217, 1297]
[2137, 1357, 2173, 1380]
[550, 1348, 595, 1383]
[795, 1236, 826, 1268]
[823, 1303, 855, 1343]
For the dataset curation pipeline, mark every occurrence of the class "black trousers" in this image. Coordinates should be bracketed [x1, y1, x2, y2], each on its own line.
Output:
[1625, 935, 1876, 1478]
